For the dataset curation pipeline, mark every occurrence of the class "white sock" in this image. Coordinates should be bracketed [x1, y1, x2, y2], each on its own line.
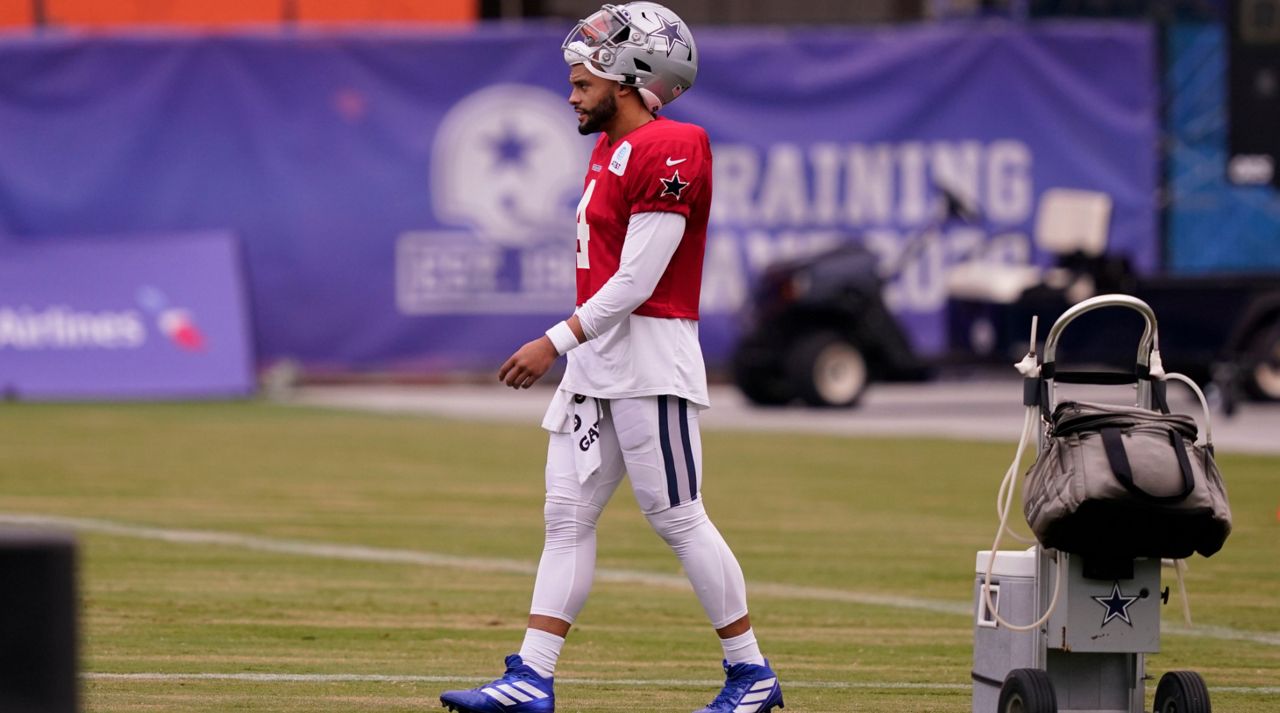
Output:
[518, 628, 564, 679]
[720, 628, 765, 666]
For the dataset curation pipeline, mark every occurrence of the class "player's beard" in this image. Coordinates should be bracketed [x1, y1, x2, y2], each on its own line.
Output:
[577, 92, 618, 135]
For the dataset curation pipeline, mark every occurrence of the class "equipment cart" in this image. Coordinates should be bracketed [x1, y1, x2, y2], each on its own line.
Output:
[973, 294, 1218, 713]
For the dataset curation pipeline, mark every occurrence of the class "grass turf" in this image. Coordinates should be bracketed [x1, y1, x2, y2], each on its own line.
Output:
[0, 400, 1276, 711]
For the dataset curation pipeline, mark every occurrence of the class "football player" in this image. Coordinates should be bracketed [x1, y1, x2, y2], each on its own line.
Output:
[440, 4, 783, 713]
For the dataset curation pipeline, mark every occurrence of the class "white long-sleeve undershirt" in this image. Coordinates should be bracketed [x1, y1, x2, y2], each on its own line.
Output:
[546, 209, 709, 412]
[575, 211, 686, 340]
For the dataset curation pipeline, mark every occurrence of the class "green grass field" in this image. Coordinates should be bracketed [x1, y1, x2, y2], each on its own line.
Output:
[1, 400, 1277, 712]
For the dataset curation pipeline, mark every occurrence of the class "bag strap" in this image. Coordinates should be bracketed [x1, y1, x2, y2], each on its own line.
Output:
[1100, 427, 1195, 503]
[1053, 370, 1139, 385]
[1036, 362, 1166, 420]
[1151, 379, 1172, 415]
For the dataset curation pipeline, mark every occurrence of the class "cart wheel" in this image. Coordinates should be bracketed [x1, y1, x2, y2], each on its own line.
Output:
[786, 331, 869, 408]
[1153, 670, 1211, 713]
[1244, 322, 1280, 401]
[998, 668, 1057, 713]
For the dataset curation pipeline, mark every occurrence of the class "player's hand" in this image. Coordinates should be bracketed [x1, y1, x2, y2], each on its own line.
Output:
[498, 336, 559, 389]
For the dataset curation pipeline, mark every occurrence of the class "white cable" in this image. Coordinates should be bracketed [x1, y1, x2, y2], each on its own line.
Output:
[981, 319, 1062, 632]
[1155, 370, 1207, 627]
[982, 404, 1064, 632]
[999, 338, 1042, 545]
[1175, 558, 1192, 626]
[995, 409, 1036, 544]
[1160, 372, 1214, 448]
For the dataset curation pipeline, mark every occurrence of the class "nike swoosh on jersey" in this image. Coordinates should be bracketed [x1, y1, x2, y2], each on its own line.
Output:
[665, 157, 687, 166]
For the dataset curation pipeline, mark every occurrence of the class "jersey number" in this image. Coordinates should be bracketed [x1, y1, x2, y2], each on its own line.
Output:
[575, 179, 596, 269]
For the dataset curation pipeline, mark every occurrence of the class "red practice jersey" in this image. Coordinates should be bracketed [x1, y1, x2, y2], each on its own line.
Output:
[575, 116, 711, 320]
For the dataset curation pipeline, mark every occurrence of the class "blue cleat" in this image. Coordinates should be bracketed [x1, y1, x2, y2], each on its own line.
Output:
[440, 654, 555, 713]
[694, 659, 784, 713]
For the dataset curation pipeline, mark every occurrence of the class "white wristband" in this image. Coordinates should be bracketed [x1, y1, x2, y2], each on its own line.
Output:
[545, 321, 580, 356]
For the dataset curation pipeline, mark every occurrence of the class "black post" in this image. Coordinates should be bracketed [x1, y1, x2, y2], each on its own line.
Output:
[0, 531, 78, 713]
[31, 0, 46, 28]
[1228, 0, 1280, 186]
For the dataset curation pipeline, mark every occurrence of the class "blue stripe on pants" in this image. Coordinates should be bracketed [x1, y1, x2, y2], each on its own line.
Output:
[677, 398, 698, 501]
[657, 395, 681, 507]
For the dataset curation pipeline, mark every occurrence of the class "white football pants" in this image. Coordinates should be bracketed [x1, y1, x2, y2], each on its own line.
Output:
[528, 395, 750, 629]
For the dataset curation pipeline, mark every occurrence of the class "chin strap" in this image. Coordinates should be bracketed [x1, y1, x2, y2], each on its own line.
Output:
[637, 87, 662, 113]
[566, 45, 665, 114]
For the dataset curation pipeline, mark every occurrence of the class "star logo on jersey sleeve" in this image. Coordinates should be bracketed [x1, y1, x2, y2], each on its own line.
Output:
[659, 169, 690, 200]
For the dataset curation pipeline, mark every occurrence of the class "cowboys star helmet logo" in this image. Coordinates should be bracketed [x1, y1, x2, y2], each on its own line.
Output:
[650, 13, 691, 58]
[659, 170, 689, 200]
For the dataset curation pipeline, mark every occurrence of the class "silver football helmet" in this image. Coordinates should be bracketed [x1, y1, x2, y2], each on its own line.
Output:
[562, 2, 698, 113]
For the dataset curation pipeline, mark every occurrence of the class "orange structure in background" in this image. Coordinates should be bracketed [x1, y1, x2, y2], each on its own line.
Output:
[298, 0, 474, 23]
[0, 2, 34, 27]
[0, 0, 475, 28]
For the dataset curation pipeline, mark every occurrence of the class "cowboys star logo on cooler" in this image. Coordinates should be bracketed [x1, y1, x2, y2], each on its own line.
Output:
[1092, 582, 1140, 627]
[137, 285, 207, 352]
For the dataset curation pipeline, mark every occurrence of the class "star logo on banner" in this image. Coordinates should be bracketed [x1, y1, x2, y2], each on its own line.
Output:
[650, 14, 690, 58]
[490, 126, 531, 168]
[1092, 582, 1140, 627]
[659, 169, 689, 200]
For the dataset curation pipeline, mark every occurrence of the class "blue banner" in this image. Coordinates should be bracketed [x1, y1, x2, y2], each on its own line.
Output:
[1165, 23, 1280, 274]
[0, 232, 255, 399]
[0, 23, 1157, 371]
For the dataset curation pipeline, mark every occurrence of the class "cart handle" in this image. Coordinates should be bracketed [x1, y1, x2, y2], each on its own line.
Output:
[1042, 294, 1160, 370]
[1040, 294, 1162, 416]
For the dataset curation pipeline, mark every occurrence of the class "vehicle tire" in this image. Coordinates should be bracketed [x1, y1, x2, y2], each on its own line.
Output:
[1153, 670, 1211, 713]
[997, 668, 1057, 713]
[1244, 321, 1280, 401]
[786, 331, 869, 408]
[733, 364, 793, 406]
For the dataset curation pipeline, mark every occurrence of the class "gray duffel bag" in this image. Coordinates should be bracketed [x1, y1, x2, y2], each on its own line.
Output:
[1023, 400, 1232, 559]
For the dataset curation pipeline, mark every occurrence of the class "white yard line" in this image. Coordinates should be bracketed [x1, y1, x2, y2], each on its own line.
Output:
[79, 672, 1280, 695]
[4, 513, 1278, 648]
[0, 513, 965, 616]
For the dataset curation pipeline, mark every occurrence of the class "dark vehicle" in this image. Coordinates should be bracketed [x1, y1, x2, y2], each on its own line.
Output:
[949, 273, 1280, 409]
[731, 241, 926, 407]
[733, 190, 1280, 409]
[730, 194, 972, 408]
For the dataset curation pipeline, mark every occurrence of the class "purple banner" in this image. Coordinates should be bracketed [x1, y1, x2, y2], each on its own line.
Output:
[0, 233, 255, 399]
[0, 23, 1156, 371]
